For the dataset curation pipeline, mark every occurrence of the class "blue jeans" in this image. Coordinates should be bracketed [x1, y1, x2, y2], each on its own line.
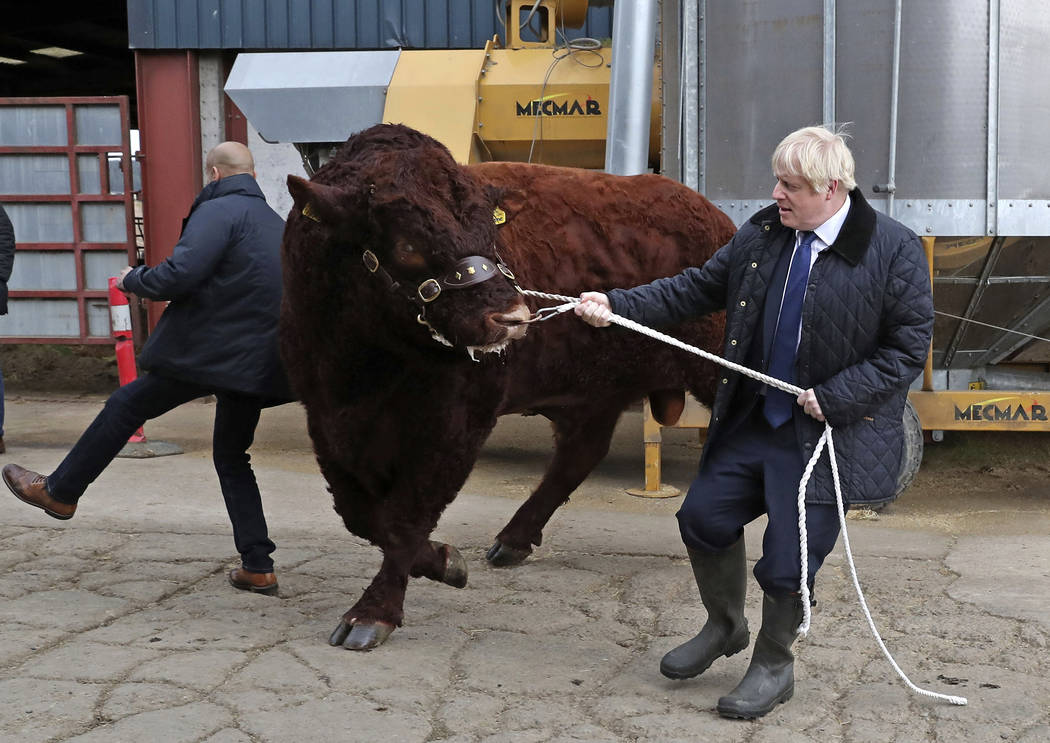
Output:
[677, 408, 841, 596]
[47, 372, 280, 573]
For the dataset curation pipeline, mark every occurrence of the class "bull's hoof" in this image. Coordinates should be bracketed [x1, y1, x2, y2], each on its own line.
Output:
[442, 544, 468, 588]
[485, 540, 532, 567]
[328, 619, 395, 651]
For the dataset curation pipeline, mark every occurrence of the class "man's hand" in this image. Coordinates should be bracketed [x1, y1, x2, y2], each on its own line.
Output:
[116, 266, 134, 291]
[575, 291, 613, 328]
[797, 388, 825, 422]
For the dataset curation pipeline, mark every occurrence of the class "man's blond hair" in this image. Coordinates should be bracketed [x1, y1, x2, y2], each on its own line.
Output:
[772, 125, 856, 193]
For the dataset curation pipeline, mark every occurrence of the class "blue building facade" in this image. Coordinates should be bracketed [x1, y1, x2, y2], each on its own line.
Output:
[127, 0, 613, 50]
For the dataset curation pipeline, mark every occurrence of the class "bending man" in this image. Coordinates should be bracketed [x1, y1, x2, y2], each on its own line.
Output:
[3, 142, 291, 595]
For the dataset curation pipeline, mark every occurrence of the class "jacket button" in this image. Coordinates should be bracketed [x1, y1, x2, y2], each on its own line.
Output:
[739, 300, 746, 307]
[721, 378, 728, 384]
[751, 262, 758, 268]
[804, 442, 813, 450]
[730, 339, 737, 346]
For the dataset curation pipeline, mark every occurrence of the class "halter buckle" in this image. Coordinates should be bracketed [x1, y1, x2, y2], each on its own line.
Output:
[362, 250, 380, 273]
[417, 279, 442, 303]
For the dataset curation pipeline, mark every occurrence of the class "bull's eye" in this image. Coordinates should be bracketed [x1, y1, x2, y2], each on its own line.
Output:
[392, 241, 428, 272]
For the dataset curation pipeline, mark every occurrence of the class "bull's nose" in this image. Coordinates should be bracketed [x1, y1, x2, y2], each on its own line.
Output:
[491, 302, 531, 340]
[492, 302, 531, 325]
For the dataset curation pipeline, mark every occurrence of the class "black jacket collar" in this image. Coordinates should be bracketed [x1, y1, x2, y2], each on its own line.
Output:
[749, 188, 877, 266]
[182, 173, 265, 235]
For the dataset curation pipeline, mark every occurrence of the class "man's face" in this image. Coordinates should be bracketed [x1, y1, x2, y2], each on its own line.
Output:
[772, 173, 838, 231]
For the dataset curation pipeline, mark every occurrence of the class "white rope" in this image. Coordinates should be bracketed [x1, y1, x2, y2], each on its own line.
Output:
[521, 288, 967, 706]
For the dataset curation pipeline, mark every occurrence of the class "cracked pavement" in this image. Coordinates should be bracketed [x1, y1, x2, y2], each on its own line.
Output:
[0, 394, 1048, 742]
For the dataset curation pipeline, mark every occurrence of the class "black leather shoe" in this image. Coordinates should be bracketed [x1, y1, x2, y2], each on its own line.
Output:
[228, 567, 278, 595]
[3, 463, 76, 520]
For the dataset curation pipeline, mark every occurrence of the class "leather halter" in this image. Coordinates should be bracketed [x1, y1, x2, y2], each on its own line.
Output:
[361, 248, 521, 311]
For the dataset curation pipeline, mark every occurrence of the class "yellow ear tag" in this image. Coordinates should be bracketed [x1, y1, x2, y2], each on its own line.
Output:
[302, 203, 321, 222]
[492, 206, 506, 225]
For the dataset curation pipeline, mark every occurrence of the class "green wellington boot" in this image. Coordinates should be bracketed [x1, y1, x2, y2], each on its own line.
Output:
[716, 592, 805, 719]
[660, 537, 749, 680]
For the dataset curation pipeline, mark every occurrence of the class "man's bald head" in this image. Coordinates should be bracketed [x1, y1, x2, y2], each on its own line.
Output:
[206, 141, 254, 180]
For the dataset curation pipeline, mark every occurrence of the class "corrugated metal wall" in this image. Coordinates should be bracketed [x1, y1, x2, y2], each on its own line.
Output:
[127, 0, 613, 50]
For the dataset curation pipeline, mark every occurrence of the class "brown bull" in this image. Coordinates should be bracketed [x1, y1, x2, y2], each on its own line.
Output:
[281, 123, 735, 650]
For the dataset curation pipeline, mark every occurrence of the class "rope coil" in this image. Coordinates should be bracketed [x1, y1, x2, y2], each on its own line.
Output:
[522, 288, 967, 707]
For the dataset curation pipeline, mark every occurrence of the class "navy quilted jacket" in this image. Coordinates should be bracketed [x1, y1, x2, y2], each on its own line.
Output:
[122, 174, 292, 400]
[608, 190, 933, 506]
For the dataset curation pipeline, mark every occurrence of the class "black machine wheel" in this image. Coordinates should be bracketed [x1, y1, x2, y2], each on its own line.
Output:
[895, 397, 924, 497]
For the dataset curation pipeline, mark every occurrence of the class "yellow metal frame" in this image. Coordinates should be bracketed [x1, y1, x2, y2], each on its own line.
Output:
[907, 234, 1050, 432]
[633, 394, 710, 496]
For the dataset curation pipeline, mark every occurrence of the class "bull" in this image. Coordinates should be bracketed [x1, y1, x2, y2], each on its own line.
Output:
[281, 123, 735, 650]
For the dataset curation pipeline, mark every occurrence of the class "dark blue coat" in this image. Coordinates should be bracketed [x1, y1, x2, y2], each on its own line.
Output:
[608, 190, 933, 506]
[122, 174, 291, 400]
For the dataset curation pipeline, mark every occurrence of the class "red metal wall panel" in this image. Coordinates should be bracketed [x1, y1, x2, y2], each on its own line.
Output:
[134, 50, 202, 329]
[223, 53, 249, 145]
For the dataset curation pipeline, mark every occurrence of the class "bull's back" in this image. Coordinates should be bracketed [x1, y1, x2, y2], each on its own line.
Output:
[469, 161, 735, 295]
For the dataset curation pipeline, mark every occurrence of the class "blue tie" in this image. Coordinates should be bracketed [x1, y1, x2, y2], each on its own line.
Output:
[763, 231, 817, 428]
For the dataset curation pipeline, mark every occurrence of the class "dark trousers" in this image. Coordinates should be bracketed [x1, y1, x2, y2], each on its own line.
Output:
[47, 372, 278, 573]
[676, 408, 840, 596]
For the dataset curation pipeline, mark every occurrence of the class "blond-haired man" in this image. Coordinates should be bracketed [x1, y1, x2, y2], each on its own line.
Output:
[576, 125, 933, 717]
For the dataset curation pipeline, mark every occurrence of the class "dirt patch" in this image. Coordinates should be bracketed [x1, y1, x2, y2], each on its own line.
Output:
[0, 344, 120, 394]
[880, 430, 1050, 535]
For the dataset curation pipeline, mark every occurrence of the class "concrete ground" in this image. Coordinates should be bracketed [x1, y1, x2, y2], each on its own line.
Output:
[0, 393, 1048, 742]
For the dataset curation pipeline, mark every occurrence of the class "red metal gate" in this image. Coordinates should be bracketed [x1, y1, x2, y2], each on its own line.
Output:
[0, 96, 136, 344]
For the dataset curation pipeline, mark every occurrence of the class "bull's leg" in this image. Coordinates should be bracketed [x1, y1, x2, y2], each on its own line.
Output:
[409, 540, 468, 589]
[328, 546, 415, 651]
[324, 416, 496, 649]
[487, 404, 624, 566]
[329, 534, 472, 651]
[328, 537, 469, 651]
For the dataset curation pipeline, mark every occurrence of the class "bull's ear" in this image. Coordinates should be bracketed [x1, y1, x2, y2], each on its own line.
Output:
[286, 175, 362, 226]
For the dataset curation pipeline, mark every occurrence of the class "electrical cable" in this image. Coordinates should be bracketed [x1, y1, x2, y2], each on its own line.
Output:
[527, 4, 605, 163]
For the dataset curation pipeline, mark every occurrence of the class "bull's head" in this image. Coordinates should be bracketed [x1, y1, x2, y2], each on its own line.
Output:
[285, 125, 530, 360]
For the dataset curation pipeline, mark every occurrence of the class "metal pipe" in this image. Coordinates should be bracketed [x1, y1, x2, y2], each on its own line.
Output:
[922, 236, 934, 391]
[660, 0, 682, 183]
[885, 0, 903, 216]
[605, 0, 659, 175]
[679, 0, 702, 192]
[696, 0, 706, 193]
[975, 367, 1050, 392]
[985, 0, 1001, 236]
[934, 276, 1050, 285]
[822, 0, 836, 127]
